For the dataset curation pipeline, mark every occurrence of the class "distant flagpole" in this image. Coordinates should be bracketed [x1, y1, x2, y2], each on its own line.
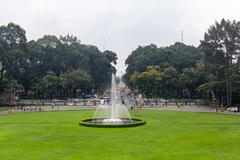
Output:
[103, 36, 106, 51]
[181, 29, 184, 43]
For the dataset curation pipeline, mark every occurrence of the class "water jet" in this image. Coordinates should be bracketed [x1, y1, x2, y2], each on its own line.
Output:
[79, 74, 145, 128]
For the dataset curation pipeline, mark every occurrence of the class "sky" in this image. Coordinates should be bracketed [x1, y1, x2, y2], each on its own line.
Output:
[0, 0, 240, 75]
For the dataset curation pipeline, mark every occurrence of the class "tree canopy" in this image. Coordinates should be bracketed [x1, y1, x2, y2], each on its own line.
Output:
[124, 42, 204, 98]
[0, 22, 117, 99]
[124, 19, 240, 106]
[200, 19, 240, 106]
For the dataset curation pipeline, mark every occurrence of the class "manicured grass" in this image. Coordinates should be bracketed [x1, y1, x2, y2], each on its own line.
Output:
[0, 110, 240, 160]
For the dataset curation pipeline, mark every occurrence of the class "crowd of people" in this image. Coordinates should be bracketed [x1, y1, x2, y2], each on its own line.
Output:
[7, 104, 60, 114]
[22, 106, 44, 112]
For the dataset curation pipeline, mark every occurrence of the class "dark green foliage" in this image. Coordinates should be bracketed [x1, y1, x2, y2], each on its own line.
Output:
[125, 19, 240, 104]
[0, 23, 117, 99]
[124, 42, 205, 98]
[200, 19, 240, 105]
[128, 66, 162, 97]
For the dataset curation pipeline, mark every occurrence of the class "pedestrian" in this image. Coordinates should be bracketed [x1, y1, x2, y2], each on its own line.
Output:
[52, 102, 54, 110]
[165, 101, 168, 107]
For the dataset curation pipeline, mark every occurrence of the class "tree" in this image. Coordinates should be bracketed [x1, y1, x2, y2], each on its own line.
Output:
[59, 34, 80, 45]
[40, 71, 59, 98]
[0, 22, 26, 47]
[0, 39, 8, 80]
[179, 63, 206, 98]
[60, 69, 92, 98]
[0, 23, 27, 77]
[0, 22, 117, 100]
[129, 66, 161, 97]
[124, 42, 203, 98]
[161, 66, 179, 98]
[200, 19, 240, 107]
[0, 22, 27, 96]
[103, 50, 118, 65]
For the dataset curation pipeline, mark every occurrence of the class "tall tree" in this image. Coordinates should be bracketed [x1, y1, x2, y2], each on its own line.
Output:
[0, 22, 27, 98]
[0, 22, 117, 100]
[59, 69, 92, 98]
[200, 19, 240, 107]
[40, 71, 59, 98]
[124, 42, 203, 98]
[0, 22, 26, 47]
[129, 66, 161, 97]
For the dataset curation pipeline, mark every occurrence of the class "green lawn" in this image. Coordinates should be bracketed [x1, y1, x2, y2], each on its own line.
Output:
[0, 110, 240, 160]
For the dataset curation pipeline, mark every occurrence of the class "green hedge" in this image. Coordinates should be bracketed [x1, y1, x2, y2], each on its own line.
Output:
[79, 118, 146, 128]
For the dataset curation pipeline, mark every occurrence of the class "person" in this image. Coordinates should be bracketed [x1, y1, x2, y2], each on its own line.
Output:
[52, 102, 54, 110]
[135, 99, 138, 108]
[140, 98, 144, 108]
[165, 101, 168, 107]
[177, 104, 180, 109]
[122, 99, 125, 105]
[221, 106, 224, 112]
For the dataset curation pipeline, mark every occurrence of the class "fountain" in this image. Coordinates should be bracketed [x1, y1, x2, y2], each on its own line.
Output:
[79, 74, 145, 128]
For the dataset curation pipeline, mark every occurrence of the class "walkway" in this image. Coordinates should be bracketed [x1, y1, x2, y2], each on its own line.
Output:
[0, 105, 239, 115]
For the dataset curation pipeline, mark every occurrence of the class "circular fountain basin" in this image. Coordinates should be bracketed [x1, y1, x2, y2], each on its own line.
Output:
[103, 118, 123, 124]
[79, 118, 146, 128]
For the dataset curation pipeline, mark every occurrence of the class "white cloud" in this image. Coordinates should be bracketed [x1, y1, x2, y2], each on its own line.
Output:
[1, 0, 240, 74]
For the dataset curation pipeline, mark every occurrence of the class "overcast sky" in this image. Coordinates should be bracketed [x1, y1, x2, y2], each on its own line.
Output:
[0, 0, 240, 75]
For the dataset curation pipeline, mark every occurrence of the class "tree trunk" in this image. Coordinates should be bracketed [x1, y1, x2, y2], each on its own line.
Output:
[226, 79, 230, 108]
[225, 51, 230, 108]
[230, 82, 232, 105]
[0, 67, 4, 81]
[10, 75, 13, 106]
[67, 87, 70, 98]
